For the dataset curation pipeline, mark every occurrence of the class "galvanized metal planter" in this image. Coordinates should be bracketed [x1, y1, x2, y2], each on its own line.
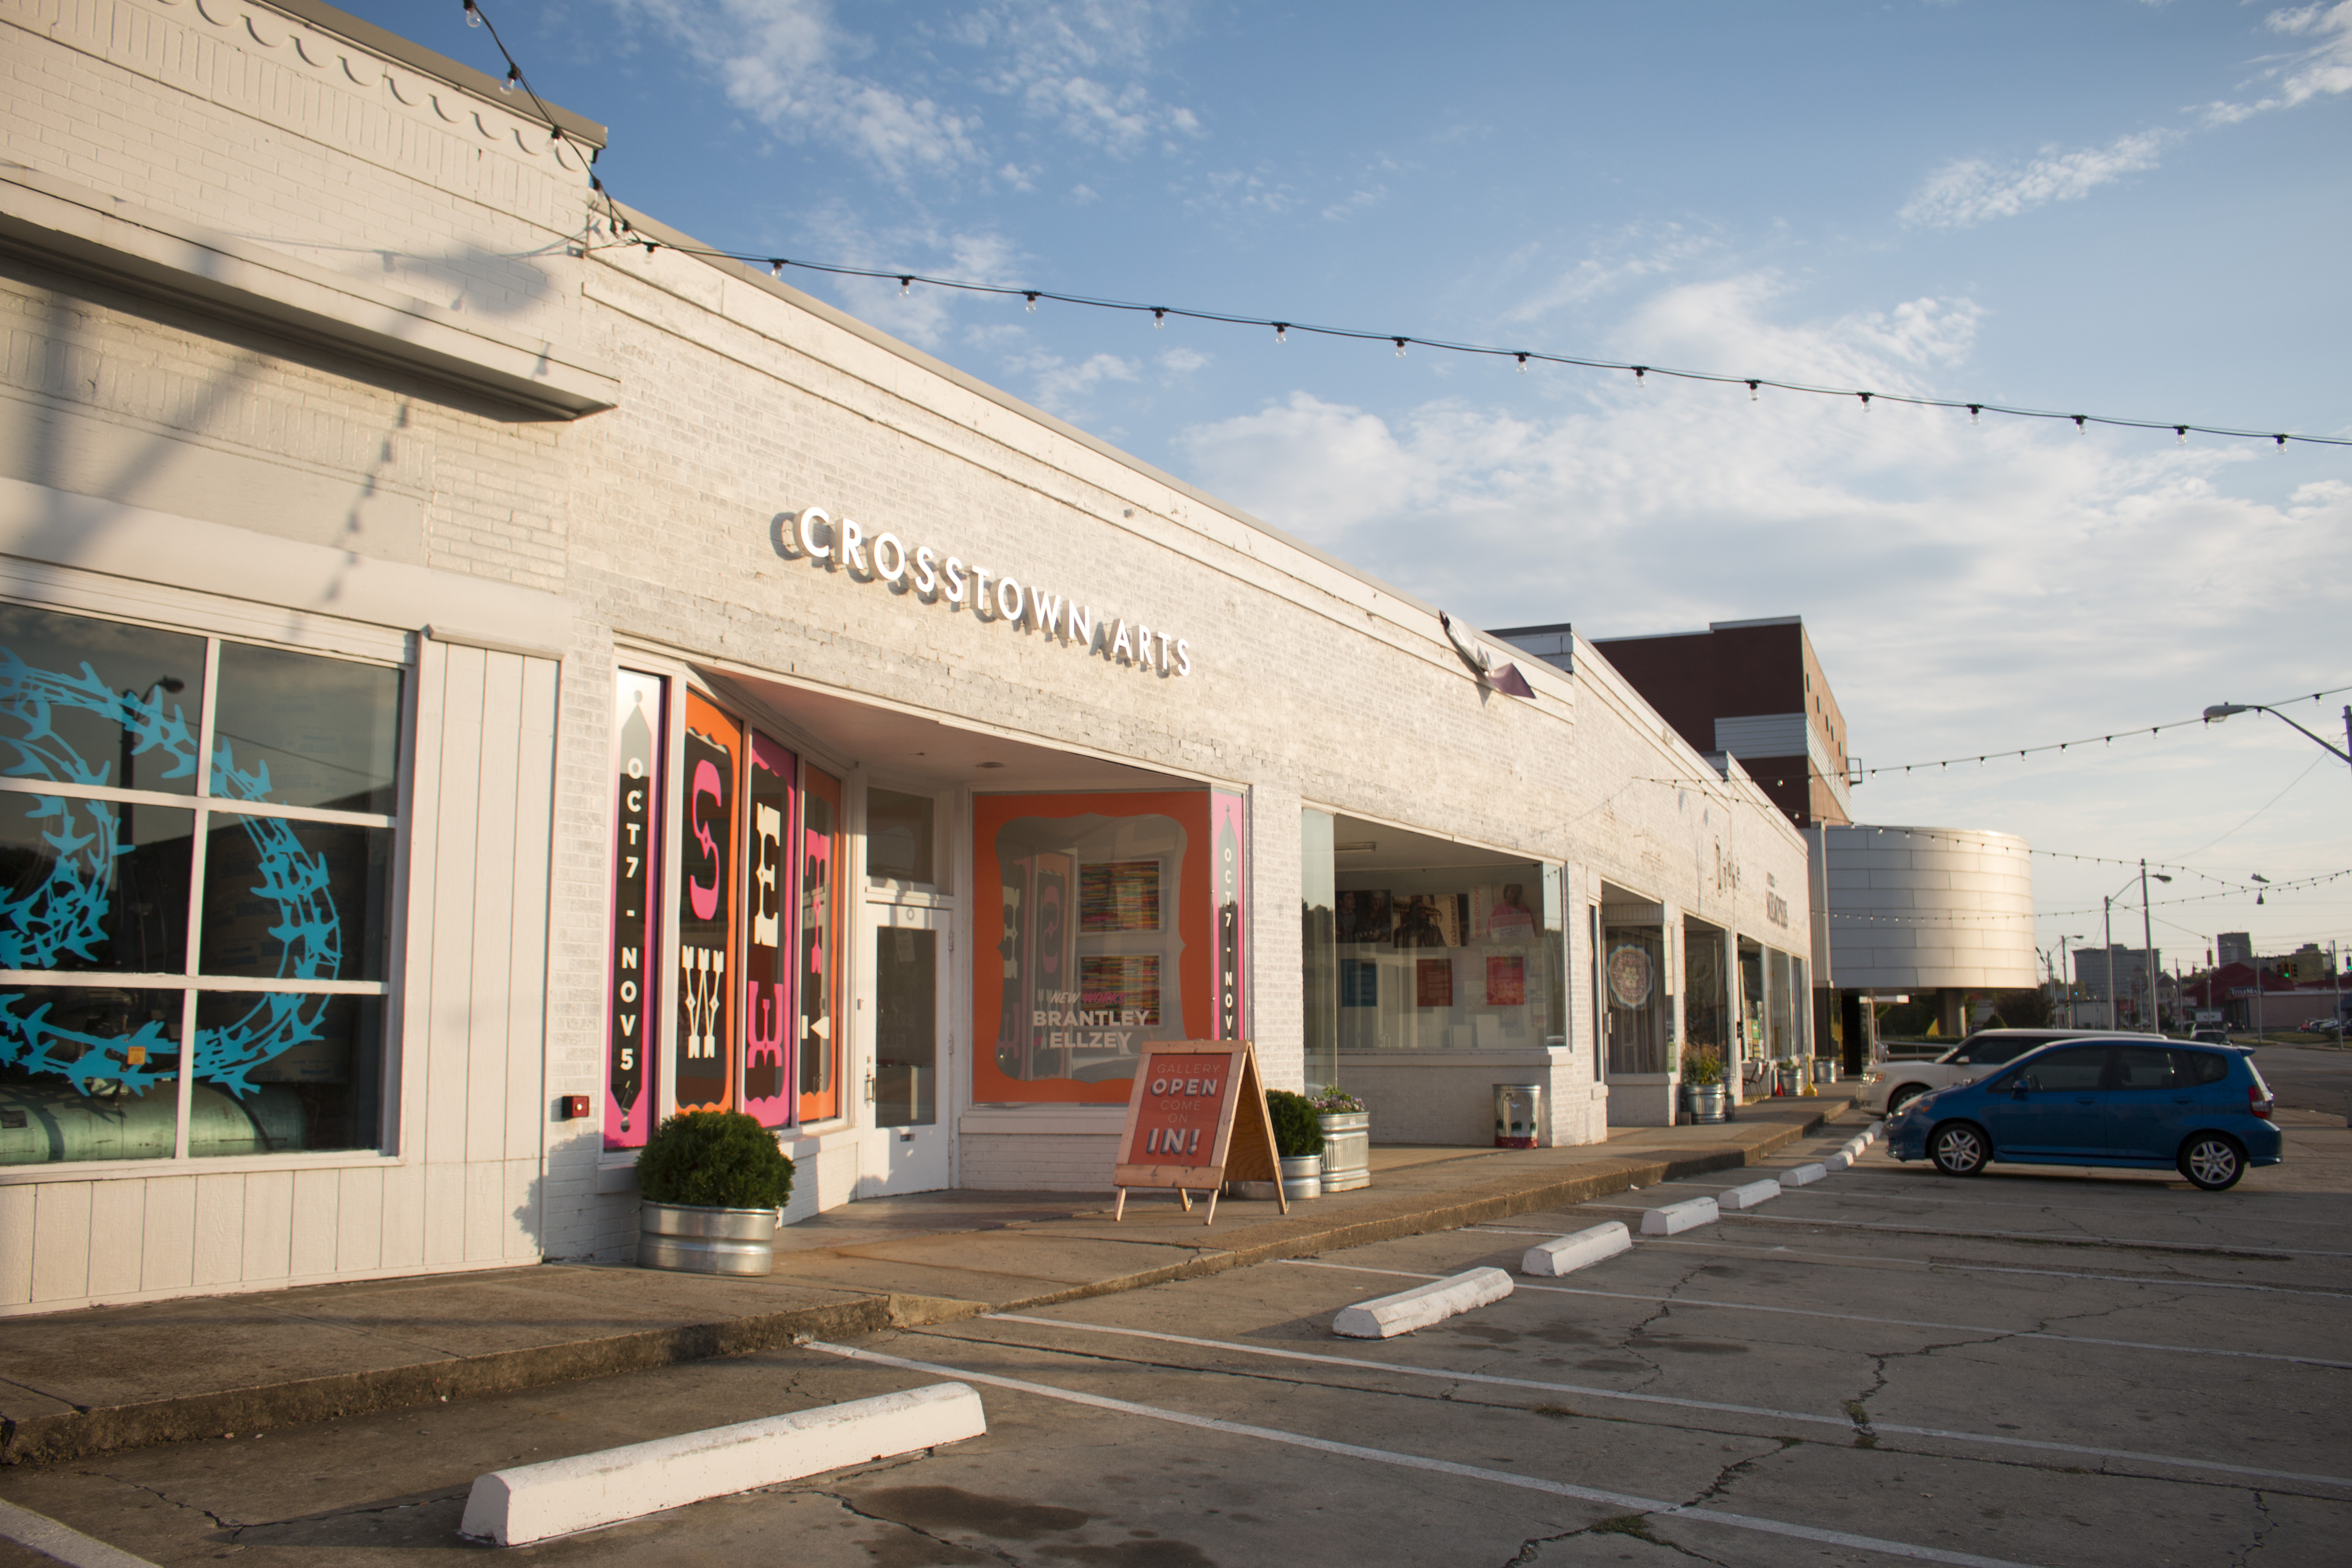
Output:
[1278, 1154, 1323, 1201]
[1317, 1110, 1371, 1192]
[1683, 1085, 1729, 1124]
[638, 1201, 779, 1276]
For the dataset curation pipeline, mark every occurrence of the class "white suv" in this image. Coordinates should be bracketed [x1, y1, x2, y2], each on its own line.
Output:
[1859, 1029, 2148, 1116]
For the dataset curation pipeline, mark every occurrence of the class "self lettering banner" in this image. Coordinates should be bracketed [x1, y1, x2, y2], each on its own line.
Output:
[674, 690, 740, 1115]
[1111, 1041, 1283, 1225]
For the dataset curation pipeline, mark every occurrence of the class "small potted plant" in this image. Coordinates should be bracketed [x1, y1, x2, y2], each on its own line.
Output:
[635, 1110, 796, 1275]
[1266, 1088, 1327, 1200]
[1311, 1085, 1371, 1192]
[1680, 1047, 1729, 1124]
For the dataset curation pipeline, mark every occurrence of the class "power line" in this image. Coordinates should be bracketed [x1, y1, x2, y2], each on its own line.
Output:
[453, 3, 2352, 456]
[1855, 685, 2352, 779]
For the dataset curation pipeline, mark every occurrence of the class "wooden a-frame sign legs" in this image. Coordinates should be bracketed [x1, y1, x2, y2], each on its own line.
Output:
[1110, 1041, 1286, 1226]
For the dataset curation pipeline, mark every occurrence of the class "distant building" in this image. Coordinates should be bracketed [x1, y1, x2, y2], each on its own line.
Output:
[1500, 616, 2035, 1066]
[2281, 943, 2338, 983]
[2218, 932, 2254, 966]
[2075, 946, 2161, 1021]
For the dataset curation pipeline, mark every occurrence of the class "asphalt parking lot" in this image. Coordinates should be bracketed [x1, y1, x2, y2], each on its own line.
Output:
[4, 1103, 2346, 1568]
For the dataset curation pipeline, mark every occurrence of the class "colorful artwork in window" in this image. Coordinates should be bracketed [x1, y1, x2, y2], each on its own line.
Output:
[674, 690, 740, 1114]
[604, 671, 663, 1149]
[796, 766, 843, 1122]
[742, 732, 795, 1128]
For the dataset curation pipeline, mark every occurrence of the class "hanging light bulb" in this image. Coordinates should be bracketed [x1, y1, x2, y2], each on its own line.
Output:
[1024, 292, 1039, 312]
[1516, 353, 1529, 374]
[1393, 338, 1407, 358]
[899, 275, 913, 296]
[1274, 322, 1288, 344]
[1153, 308, 1167, 329]
[1746, 380, 1758, 401]
[465, 0, 483, 26]
[2275, 434, 2288, 452]
[1632, 365, 1648, 388]
[1968, 404, 1981, 426]
[769, 259, 784, 277]
[502, 64, 521, 94]
[2175, 426, 2188, 446]
[1858, 392, 1872, 412]
[2072, 415, 2086, 432]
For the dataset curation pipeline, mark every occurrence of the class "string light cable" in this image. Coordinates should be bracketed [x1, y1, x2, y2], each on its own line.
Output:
[451, 2, 2350, 455]
[1853, 685, 2352, 779]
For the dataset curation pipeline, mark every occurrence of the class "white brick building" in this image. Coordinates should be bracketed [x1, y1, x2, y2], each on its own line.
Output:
[0, 0, 1814, 1313]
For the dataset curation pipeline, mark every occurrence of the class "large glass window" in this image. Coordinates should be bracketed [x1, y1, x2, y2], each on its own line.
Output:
[1603, 922, 1668, 1073]
[0, 603, 401, 1166]
[1325, 831, 1565, 1056]
[1682, 919, 1730, 1057]
[1301, 808, 1337, 1091]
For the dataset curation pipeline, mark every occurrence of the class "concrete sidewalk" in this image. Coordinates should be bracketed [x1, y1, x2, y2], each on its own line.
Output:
[0, 1094, 1856, 1465]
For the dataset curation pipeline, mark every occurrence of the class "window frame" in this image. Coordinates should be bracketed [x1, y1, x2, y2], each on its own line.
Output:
[0, 594, 410, 1180]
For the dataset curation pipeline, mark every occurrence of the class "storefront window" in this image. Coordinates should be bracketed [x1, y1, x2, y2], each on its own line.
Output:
[975, 789, 1227, 1103]
[0, 602, 401, 1165]
[1768, 948, 1796, 1061]
[1682, 919, 1729, 1055]
[1603, 922, 1667, 1073]
[1338, 855, 1564, 1054]
[867, 788, 935, 886]
[1300, 808, 1337, 1091]
[796, 766, 845, 1121]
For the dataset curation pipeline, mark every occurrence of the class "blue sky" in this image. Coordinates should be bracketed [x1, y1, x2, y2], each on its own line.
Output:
[358, 0, 2352, 975]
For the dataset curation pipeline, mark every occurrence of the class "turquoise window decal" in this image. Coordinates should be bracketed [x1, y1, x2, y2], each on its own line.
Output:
[0, 604, 400, 1164]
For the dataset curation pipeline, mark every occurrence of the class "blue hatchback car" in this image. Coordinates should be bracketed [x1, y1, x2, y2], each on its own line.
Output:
[1887, 1038, 2282, 1190]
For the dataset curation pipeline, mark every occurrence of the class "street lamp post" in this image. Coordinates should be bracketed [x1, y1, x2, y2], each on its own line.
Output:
[2058, 933, 2085, 1026]
[2141, 860, 2171, 1034]
[2203, 702, 2352, 783]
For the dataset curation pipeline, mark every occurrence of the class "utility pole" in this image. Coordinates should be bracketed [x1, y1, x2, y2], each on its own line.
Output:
[2139, 860, 2168, 1035]
[2102, 896, 2115, 1030]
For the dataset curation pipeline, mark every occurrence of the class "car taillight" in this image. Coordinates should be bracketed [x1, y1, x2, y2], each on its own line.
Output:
[2249, 1084, 2272, 1119]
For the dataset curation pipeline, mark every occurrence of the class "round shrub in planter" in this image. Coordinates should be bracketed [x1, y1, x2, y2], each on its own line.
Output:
[635, 1111, 796, 1276]
[1267, 1089, 1326, 1200]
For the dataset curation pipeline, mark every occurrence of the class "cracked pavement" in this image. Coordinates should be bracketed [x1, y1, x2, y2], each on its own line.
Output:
[2, 1103, 2347, 1566]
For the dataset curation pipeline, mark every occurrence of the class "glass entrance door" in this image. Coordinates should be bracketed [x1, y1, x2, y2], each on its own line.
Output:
[866, 902, 950, 1194]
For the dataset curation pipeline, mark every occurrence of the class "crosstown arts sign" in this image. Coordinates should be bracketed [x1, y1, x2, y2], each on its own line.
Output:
[777, 507, 1196, 677]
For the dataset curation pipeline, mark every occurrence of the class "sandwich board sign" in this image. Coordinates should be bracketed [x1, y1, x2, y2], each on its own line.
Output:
[1112, 1041, 1285, 1225]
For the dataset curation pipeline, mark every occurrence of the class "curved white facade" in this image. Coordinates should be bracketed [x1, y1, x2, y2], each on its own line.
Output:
[1822, 824, 2036, 991]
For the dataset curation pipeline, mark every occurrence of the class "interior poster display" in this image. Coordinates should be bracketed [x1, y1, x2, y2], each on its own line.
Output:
[1211, 790, 1249, 1043]
[673, 690, 741, 1114]
[604, 671, 664, 1150]
[1110, 1041, 1285, 1225]
[974, 789, 1216, 1105]
[741, 733, 796, 1128]
[797, 766, 844, 1122]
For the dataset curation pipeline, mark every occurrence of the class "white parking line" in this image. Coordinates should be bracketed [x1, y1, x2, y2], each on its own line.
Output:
[808, 1340, 2049, 1568]
[1563, 1205, 2352, 1260]
[0, 1500, 160, 1568]
[1277, 1261, 2352, 1369]
[1674, 1180, 2352, 1232]
[1458, 1228, 2352, 1298]
[975, 1314, 2352, 1490]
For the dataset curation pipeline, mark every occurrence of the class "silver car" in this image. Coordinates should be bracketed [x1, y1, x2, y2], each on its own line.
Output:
[1859, 1028, 2150, 1116]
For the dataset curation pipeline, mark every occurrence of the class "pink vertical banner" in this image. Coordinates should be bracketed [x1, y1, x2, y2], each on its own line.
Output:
[606, 671, 665, 1150]
[742, 732, 796, 1127]
[1211, 789, 1249, 1041]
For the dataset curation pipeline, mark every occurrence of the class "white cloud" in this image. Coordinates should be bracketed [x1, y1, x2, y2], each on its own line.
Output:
[1320, 185, 1390, 222]
[1171, 277, 2352, 803]
[954, 0, 1204, 152]
[609, 0, 978, 181]
[1011, 351, 1140, 417]
[1158, 347, 1209, 374]
[1900, 130, 2177, 228]
[790, 207, 1026, 347]
[2204, 2, 2352, 123]
[1500, 225, 1720, 322]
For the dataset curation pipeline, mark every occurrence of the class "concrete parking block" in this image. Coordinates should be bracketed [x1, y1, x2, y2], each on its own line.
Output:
[457, 1381, 987, 1547]
[1519, 1222, 1632, 1277]
[1716, 1179, 1781, 1211]
[1333, 1268, 1514, 1338]
[1638, 1197, 1720, 1235]
[1782, 1163, 1827, 1186]
[1824, 1151, 1855, 1170]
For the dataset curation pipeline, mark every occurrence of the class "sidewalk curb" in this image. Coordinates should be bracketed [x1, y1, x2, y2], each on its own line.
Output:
[1, 1106, 1839, 1467]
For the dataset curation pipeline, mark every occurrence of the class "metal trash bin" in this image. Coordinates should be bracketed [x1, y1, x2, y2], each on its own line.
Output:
[1494, 1083, 1543, 1148]
[1775, 1063, 1803, 1097]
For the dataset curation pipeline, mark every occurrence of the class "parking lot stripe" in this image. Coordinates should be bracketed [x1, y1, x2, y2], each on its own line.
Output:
[977, 1315, 2352, 1489]
[1705, 1182, 2352, 1235]
[1571, 1205, 2349, 1260]
[1461, 1228, 2351, 1297]
[0, 1499, 160, 1568]
[808, 1340, 2050, 1568]
[1277, 1261, 2352, 1369]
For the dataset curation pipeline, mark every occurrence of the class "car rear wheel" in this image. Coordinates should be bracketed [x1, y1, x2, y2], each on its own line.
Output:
[1929, 1121, 1989, 1177]
[1887, 1084, 1926, 1115]
[2178, 1133, 2245, 1191]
